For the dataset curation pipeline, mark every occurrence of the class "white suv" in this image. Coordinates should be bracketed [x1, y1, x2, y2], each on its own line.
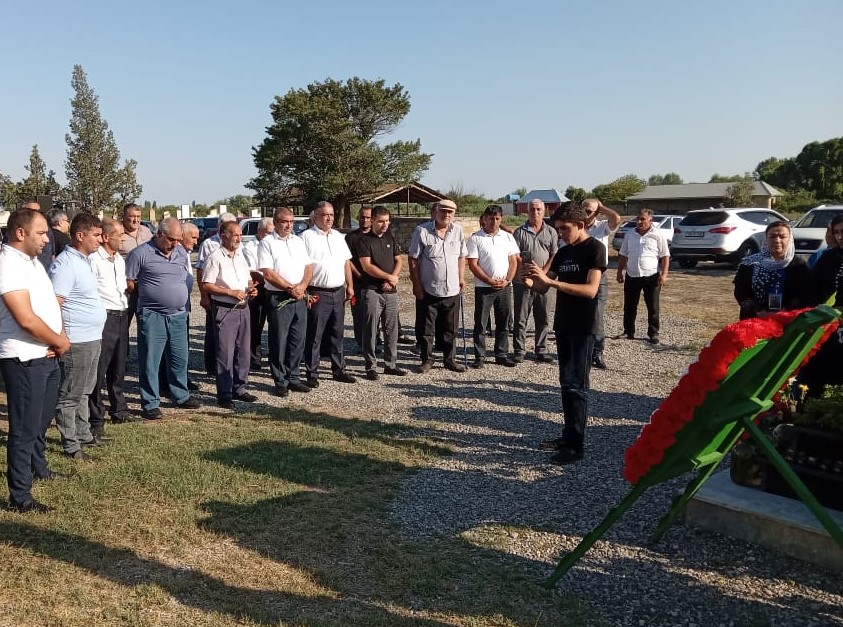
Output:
[791, 205, 843, 258]
[671, 208, 788, 269]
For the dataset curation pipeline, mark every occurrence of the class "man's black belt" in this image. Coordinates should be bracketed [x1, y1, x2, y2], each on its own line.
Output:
[212, 300, 240, 308]
[106, 309, 128, 316]
[309, 286, 343, 292]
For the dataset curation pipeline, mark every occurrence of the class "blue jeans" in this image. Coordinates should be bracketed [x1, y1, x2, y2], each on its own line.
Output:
[0, 356, 61, 505]
[556, 333, 594, 453]
[138, 309, 189, 410]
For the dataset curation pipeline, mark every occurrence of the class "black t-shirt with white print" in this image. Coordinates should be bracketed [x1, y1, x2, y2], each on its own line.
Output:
[550, 237, 607, 336]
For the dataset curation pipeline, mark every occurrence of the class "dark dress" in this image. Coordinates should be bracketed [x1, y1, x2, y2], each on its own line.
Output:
[733, 256, 812, 320]
[801, 247, 843, 394]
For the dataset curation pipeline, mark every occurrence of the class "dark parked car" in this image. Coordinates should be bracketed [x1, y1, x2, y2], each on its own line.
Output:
[189, 217, 220, 242]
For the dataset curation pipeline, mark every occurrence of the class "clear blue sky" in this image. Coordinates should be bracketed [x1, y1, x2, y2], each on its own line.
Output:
[2, 0, 841, 206]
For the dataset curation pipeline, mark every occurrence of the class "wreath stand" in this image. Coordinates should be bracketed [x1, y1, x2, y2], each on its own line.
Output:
[545, 305, 843, 588]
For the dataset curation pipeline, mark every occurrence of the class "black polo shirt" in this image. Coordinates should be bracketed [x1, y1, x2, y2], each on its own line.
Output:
[358, 230, 401, 290]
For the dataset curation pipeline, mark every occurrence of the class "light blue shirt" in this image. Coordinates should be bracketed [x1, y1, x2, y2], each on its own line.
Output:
[49, 246, 107, 343]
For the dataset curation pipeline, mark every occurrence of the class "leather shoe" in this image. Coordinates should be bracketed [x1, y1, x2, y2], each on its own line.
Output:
[304, 378, 320, 388]
[234, 392, 258, 402]
[333, 372, 357, 384]
[444, 362, 466, 373]
[592, 356, 607, 370]
[648, 336, 660, 345]
[218, 399, 235, 409]
[288, 382, 311, 393]
[178, 396, 201, 409]
[470, 360, 484, 369]
[384, 366, 407, 376]
[365, 369, 379, 381]
[33, 470, 71, 482]
[549, 446, 584, 465]
[417, 361, 434, 374]
[274, 387, 289, 398]
[512, 354, 525, 364]
[81, 436, 111, 447]
[538, 437, 566, 452]
[64, 450, 93, 461]
[112, 412, 143, 423]
[536, 354, 554, 364]
[495, 357, 517, 367]
[142, 408, 163, 421]
[10, 499, 53, 514]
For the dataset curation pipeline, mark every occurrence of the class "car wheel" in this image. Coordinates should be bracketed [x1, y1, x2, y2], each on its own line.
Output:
[677, 259, 698, 269]
[734, 240, 759, 263]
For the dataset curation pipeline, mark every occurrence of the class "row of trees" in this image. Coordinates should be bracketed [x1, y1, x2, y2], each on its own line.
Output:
[755, 137, 843, 211]
[0, 65, 141, 214]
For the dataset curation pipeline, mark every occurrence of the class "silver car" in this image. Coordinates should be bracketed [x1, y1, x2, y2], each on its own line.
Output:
[612, 215, 680, 251]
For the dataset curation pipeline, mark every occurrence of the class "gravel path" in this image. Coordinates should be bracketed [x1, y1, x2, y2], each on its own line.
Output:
[157, 287, 842, 626]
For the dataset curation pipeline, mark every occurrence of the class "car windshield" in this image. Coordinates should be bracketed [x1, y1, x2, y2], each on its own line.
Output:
[679, 211, 729, 226]
[794, 210, 843, 228]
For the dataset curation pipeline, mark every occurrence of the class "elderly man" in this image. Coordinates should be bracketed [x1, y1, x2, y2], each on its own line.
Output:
[196, 212, 238, 375]
[617, 208, 670, 345]
[467, 205, 520, 368]
[258, 207, 314, 396]
[47, 208, 71, 256]
[49, 213, 108, 460]
[358, 206, 407, 380]
[0, 208, 71, 512]
[408, 199, 468, 374]
[88, 219, 137, 430]
[512, 199, 558, 364]
[242, 217, 274, 370]
[201, 220, 258, 408]
[582, 198, 621, 368]
[300, 201, 356, 386]
[126, 217, 201, 419]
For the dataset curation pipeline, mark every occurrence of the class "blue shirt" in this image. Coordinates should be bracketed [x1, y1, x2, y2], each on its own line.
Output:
[49, 246, 107, 343]
[125, 241, 189, 316]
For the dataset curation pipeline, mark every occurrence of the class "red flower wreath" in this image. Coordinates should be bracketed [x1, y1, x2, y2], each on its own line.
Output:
[622, 308, 839, 485]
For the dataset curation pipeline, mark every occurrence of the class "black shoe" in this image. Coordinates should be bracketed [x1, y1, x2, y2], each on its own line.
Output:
[177, 396, 201, 409]
[614, 333, 634, 340]
[536, 354, 554, 364]
[550, 447, 584, 465]
[142, 408, 163, 421]
[333, 372, 357, 384]
[397, 335, 416, 345]
[81, 436, 111, 447]
[383, 366, 407, 376]
[365, 369, 379, 381]
[33, 471, 71, 482]
[64, 450, 93, 461]
[418, 361, 434, 374]
[218, 399, 235, 409]
[444, 362, 467, 373]
[250, 361, 262, 371]
[187, 379, 200, 391]
[648, 336, 660, 345]
[304, 378, 320, 388]
[538, 437, 566, 452]
[10, 499, 53, 514]
[112, 412, 144, 423]
[470, 360, 485, 369]
[495, 357, 517, 368]
[288, 382, 311, 393]
[592, 356, 607, 370]
[512, 354, 525, 364]
[234, 392, 258, 402]
[274, 387, 289, 398]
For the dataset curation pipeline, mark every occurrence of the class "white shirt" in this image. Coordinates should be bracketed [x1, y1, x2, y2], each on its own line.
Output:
[587, 220, 612, 267]
[466, 229, 520, 288]
[202, 246, 251, 305]
[0, 245, 63, 360]
[242, 239, 259, 271]
[300, 227, 352, 289]
[89, 246, 128, 311]
[257, 232, 313, 291]
[619, 227, 670, 278]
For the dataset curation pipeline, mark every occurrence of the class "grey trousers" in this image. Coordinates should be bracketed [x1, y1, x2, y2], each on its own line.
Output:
[362, 289, 398, 370]
[56, 339, 101, 454]
[213, 302, 251, 401]
[513, 282, 550, 357]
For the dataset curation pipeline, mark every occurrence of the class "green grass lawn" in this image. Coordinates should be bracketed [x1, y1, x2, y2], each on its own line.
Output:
[0, 407, 587, 626]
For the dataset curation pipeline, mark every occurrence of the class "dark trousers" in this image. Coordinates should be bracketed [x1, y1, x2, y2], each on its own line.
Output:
[556, 333, 594, 453]
[213, 302, 251, 401]
[0, 357, 61, 505]
[593, 274, 608, 358]
[418, 292, 459, 365]
[267, 292, 307, 389]
[351, 279, 365, 346]
[249, 285, 268, 366]
[89, 310, 130, 427]
[204, 308, 216, 375]
[473, 285, 513, 360]
[513, 282, 550, 358]
[305, 287, 346, 379]
[623, 274, 661, 340]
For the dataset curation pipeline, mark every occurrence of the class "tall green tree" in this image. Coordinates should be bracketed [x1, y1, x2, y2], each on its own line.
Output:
[249, 77, 432, 226]
[65, 64, 135, 212]
[709, 173, 746, 183]
[564, 186, 588, 203]
[723, 178, 756, 207]
[0, 171, 17, 209]
[591, 174, 646, 206]
[114, 159, 143, 206]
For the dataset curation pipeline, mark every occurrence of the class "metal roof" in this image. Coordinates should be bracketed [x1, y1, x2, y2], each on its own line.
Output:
[518, 189, 570, 204]
[626, 182, 783, 201]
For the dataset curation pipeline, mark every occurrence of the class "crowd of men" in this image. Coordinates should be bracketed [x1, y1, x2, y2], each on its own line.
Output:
[1, 197, 671, 512]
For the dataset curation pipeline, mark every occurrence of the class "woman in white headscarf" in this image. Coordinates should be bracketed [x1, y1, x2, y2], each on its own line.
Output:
[733, 220, 811, 320]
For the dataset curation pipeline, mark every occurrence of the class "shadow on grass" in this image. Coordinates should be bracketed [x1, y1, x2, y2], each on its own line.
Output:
[200, 440, 585, 625]
[0, 520, 451, 626]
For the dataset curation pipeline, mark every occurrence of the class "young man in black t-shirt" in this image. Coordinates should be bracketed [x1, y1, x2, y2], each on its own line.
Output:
[523, 206, 607, 464]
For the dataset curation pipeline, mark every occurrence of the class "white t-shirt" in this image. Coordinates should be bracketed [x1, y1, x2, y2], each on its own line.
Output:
[257, 232, 313, 291]
[89, 246, 129, 311]
[300, 227, 352, 289]
[587, 220, 612, 267]
[619, 228, 670, 277]
[202, 246, 252, 304]
[0, 245, 63, 360]
[466, 229, 520, 288]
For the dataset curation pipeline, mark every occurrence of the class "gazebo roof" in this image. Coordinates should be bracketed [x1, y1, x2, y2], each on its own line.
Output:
[356, 181, 447, 205]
